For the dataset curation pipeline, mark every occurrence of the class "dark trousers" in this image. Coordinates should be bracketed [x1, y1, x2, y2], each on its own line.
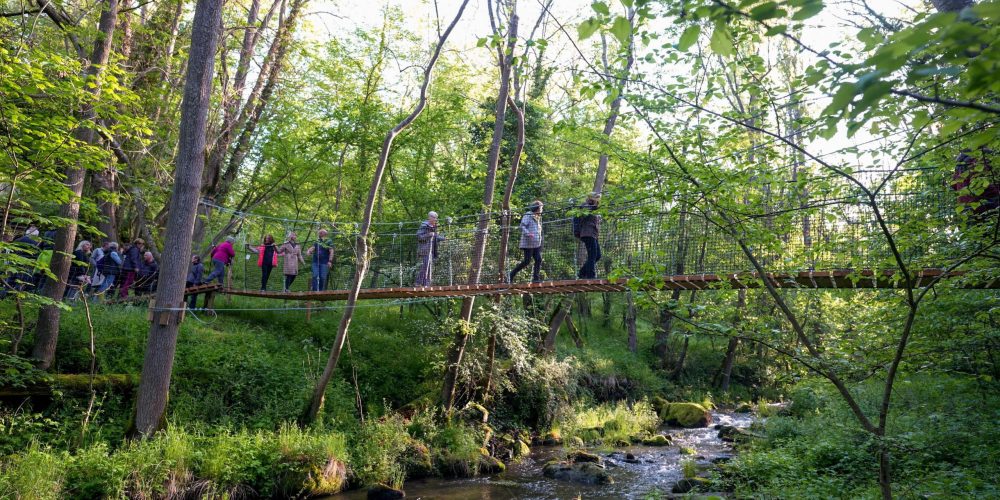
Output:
[260, 264, 274, 290]
[578, 237, 601, 279]
[284, 274, 296, 290]
[119, 271, 136, 298]
[510, 247, 542, 282]
[186, 281, 198, 309]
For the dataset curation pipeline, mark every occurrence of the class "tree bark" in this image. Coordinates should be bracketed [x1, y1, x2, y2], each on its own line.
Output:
[32, 0, 120, 370]
[625, 290, 637, 353]
[930, 0, 973, 12]
[132, 0, 223, 436]
[302, 0, 471, 424]
[440, 4, 517, 414]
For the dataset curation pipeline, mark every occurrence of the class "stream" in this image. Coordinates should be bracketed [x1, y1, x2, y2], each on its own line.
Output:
[331, 411, 754, 499]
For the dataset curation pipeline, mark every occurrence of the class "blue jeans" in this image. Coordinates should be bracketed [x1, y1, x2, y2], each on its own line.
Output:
[206, 259, 227, 284]
[311, 262, 330, 291]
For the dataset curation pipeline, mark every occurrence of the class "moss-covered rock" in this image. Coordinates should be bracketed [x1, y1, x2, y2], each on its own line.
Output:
[515, 439, 530, 458]
[679, 446, 696, 455]
[567, 450, 601, 463]
[542, 429, 562, 446]
[650, 396, 669, 415]
[477, 450, 505, 474]
[671, 476, 710, 494]
[660, 402, 712, 428]
[734, 401, 754, 413]
[641, 434, 672, 446]
[542, 461, 613, 485]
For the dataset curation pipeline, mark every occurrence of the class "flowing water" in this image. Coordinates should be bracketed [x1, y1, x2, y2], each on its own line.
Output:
[331, 411, 754, 499]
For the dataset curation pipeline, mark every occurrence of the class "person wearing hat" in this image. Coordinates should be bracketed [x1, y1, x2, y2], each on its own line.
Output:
[415, 211, 445, 286]
[509, 200, 544, 283]
[118, 238, 145, 298]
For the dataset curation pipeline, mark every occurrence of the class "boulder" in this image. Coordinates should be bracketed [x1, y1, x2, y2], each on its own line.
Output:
[567, 451, 601, 463]
[641, 434, 672, 446]
[569, 436, 585, 448]
[717, 425, 758, 443]
[542, 460, 614, 485]
[401, 439, 434, 479]
[624, 452, 640, 464]
[661, 402, 712, 428]
[650, 395, 669, 415]
[367, 484, 405, 499]
[515, 439, 531, 458]
[671, 477, 710, 494]
[477, 450, 505, 474]
[542, 429, 562, 446]
[734, 401, 754, 413]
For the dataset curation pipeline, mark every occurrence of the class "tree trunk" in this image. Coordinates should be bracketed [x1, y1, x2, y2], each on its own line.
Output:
[930, 0, 973, 12]
[543, 296, 571, 354]
[625, 290, 637, 353]
[302, 0, 471, 424]
[441, 6, 517, 414]
[131, 0, 223, 436]
[32, 0, 120, 370]
[591, 8, 635, 194]
[720, 289, 745, 392]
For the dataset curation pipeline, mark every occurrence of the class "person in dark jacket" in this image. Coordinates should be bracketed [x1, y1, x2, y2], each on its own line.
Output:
[186, 254, 205, 309]
[509, 201, 544, 283]
[118, 238, 145, 298]
[92, 241, 122, 298]
[5, 227, 41, 294]
[576, 193, 602, 279]
[952, 147, 998, 221]
[65, 240, 93, 300]
[135, 251, 159, 294]
[247, 234, 278, 291]
[306, 229, 334, 291]
[415, 211, 445, 286]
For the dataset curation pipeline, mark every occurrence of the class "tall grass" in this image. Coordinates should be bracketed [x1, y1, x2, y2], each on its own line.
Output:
[559, 400, 660, 445]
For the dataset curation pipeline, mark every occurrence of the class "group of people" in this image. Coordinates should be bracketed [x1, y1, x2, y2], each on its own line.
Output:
[197, 229, 336, 293]
[412, 192, 604, 287]
[1, 228, 159, 301]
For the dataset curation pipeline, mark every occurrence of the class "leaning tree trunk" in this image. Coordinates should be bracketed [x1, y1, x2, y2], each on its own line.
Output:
[302, 0, 471, 425]
[32, 0, 120, 370]
[131, 0, 224, 436]
[440, 6, 518, 414]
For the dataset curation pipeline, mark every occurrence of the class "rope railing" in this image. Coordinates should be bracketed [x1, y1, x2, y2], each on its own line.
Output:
[200, 180, 980, 294]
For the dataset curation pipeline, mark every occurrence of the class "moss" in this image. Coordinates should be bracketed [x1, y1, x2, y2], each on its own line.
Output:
[401, 439, 434, 479]
[660, 402, 712, 428]
[568, 450, 601, 463]
[642, 434, 672, 446]
[477, 450, 505, 474]
[281, 458, 347, 496]
[679, 446, 696, 455]
[515, 440, 531, 458]
[651, 396, 669, 415]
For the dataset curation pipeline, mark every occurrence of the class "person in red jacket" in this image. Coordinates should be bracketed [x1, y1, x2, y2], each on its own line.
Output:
[206, 237, 236, 285]
[246, 234, 278, 291]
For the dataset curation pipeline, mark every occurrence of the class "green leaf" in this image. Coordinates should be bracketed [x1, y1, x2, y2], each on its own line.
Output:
[610, 16, 632, 45]
[709, 24, 734, 57]
[578, 18, 602, 40]
[592, 1, 610, 16]
[749, 1, 779, 21]
[476, 37, 488, 48]
[764, 24, 787, 36]
[792, 0, 824, 21]
[678, 25, 701, 51]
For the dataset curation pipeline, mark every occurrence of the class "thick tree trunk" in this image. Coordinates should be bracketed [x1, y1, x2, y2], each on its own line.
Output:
[132, 0, 223, 436]
[441, 7, 518, 414]
[302, 0, 470, 424]
[32, 0, 120, 370]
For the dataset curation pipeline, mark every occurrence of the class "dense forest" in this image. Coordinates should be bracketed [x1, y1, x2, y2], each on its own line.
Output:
[0, 0, 998, 498]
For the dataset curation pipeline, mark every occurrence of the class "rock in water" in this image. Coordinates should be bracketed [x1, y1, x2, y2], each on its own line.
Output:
[660, 402, 712, 428]
[641, 434, 672, 446]
[567, 450, 601, 463]
[542, 460, 614, 485]
[671, 477, 710, 494]
[368, 484, 405, 499]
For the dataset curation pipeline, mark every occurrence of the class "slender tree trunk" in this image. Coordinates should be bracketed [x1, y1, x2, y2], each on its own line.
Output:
[591, 8, 635, 195]
[654, 205, 688, 367]
[719, 289, 745, 392]
[302, 0, 471, 424]
[543, 296, 571, 354]
[441, 6, 517, 414]
[32, 0, 120, 370]
[625, 290, 637, 353]
[131, 0, 223, 436]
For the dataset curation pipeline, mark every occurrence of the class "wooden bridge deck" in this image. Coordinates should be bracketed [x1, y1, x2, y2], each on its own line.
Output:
[218, 269, 993, 301]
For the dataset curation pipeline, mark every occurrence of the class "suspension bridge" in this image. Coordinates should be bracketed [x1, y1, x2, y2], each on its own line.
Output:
[187, 183, 999, 304]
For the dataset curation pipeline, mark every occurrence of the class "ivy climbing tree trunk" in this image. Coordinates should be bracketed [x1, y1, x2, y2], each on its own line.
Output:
[32, 0, 120, 370]
[441, 2, 517, 414]
[132, 0, 224, 436]
[302, 0, 471, 425]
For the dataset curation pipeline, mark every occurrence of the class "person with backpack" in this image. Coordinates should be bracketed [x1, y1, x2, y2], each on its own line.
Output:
[186, 254, 205, 309]
[246, 234, 278, 291]
[306, 229, 334, 291]
[118, 238, 145, 298]
[92, 241, 122, 299]
[65, 240, 93, 300]
[574, 193, 602, 279]
[206, 236, 236, 285]
[509, 200, 544, 283]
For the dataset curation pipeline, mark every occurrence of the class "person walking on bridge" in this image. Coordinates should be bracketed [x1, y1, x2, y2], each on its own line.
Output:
[278, 231, 306, 292]
[118, 238, 145, 298]
[509, 200, 544, 283]
[206, 236, 236, 286]
[306, 229, 334, 291]
[415, 211, 445, 287]
[575, 193, 602, 279]
[247, 234, 278, 291]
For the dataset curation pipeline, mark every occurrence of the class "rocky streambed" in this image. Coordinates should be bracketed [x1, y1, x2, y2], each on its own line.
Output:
[332, 411, 755, 499]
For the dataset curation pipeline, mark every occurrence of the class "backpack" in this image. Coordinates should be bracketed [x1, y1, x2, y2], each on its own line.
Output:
[572, 215, 583, 238]
[97, 253, 121, 276]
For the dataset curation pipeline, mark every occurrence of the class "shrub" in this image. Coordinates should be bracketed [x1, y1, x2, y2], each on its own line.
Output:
[559, 400, 659, 445]
[0, 443, 65, 499]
